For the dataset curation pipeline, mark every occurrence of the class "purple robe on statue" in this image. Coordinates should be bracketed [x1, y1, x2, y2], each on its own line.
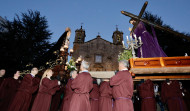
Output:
[133, 21, 167, 58]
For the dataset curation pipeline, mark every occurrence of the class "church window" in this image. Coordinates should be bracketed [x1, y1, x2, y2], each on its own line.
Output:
[78, 37, 81, 42]
[95, 55, 102, 63]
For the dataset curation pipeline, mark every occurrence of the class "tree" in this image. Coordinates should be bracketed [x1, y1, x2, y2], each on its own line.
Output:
[0, 10, 53, 76]
[142, 11, 190, 57]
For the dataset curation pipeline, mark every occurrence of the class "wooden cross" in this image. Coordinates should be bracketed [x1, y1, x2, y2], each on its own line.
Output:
[127, 1, 148, 34]
[121, 1, 190, 41]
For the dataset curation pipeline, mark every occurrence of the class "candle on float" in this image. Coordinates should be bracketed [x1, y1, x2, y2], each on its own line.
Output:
[60, 46, 64, 51]
[64, 44, 68, 49]
[134, 34, 137, 41]
[130, 35, 132, 41]
[126, 36, 129, 41]
[69, 49, 74, 53]
[139, 37, 142, 43]
[78, 56, 82, 61]
[122, 41, 125, 46]
[65, 66, 68, 70]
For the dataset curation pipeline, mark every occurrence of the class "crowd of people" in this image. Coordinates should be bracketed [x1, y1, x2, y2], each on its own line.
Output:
[0, 60, 133, 111]
[0, 60, 189, 111]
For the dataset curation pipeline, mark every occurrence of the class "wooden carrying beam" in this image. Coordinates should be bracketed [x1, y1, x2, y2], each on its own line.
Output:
[134, 75, 190, 81]
[89, 57, 190, 80]
[129, 56, 190, 80]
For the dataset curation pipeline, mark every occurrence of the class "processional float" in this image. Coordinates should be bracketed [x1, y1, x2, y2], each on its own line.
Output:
[20, 27, 82, 84]
[91, 1, 190, 81]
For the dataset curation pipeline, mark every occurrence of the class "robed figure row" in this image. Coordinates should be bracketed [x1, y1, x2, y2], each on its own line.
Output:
[62, 60, 134, 111]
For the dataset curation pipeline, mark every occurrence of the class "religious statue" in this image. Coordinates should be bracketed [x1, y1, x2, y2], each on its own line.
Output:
[129, 19, 167, 58]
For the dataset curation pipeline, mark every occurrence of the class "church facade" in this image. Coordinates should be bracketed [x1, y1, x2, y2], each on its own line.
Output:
[72, 26, 124, 71]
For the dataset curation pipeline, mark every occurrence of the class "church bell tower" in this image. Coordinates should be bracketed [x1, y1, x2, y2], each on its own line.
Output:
[73, 26, 86, 51]
[112, 26, 123, 45]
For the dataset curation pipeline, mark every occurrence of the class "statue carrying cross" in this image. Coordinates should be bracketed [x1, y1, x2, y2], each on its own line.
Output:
[121, 1, 190, 41]
[121, 1, 167, 58]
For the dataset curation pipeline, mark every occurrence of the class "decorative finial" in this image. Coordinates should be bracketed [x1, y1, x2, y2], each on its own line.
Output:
[81, 23, 83, 29]
[97, 32, 101, 38]
[116, 25, 118, 31]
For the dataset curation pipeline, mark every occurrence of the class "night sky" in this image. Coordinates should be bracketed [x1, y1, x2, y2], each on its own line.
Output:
[1, 0, 190, 49]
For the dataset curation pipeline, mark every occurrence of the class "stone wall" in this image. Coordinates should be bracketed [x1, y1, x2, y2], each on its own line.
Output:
[73, 36, 123, 71]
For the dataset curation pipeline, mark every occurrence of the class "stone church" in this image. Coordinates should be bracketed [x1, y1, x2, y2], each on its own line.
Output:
[72, 26, 124, 71]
